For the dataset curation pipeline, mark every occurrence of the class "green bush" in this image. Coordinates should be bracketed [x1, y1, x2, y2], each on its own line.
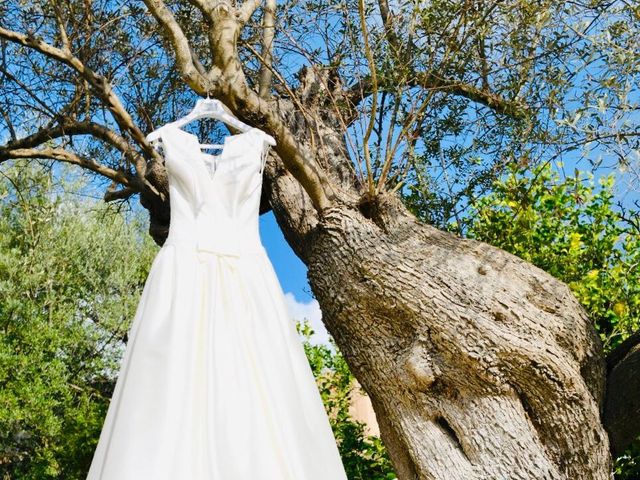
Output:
[0, 162, 158, 479]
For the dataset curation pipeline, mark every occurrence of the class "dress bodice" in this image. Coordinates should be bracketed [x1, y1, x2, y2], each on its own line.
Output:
[155, 126, 269, 256]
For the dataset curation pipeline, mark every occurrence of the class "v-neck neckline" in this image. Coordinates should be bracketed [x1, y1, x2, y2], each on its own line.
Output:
[165, 125, 259, 184]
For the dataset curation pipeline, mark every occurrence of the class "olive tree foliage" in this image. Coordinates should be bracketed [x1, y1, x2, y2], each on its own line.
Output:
[1, 0, 639, 478]
[0, 161, 159, 479]
[1, 1, 637, 223]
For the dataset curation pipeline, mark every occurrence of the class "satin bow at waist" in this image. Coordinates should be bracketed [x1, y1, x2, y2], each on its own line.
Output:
[162, 237, 265, 260]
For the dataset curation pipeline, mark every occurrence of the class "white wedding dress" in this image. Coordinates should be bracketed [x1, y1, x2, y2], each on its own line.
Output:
[86, 125, 348, 479]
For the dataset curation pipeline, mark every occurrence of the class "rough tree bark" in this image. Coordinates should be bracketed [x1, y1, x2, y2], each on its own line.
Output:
[1, 1, 637, 478]
[248, 71, 612, 479]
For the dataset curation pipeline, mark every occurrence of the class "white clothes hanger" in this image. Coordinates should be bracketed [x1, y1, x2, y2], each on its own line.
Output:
[146, 95, 276, 148]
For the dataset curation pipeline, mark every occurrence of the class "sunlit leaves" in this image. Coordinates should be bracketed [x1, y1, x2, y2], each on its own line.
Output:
[0, 161, 158, 479]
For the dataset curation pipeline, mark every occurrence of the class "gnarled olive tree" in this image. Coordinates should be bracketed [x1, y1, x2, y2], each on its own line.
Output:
[1, 0, 638, 478]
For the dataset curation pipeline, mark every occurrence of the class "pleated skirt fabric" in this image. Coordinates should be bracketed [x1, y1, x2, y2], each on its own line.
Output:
[86, 242, 348, 479]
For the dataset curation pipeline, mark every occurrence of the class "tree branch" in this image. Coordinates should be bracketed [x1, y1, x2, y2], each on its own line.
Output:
[0, 147, 142, 190]
[186, 0, 217, 17]
[349, 0, 529, 123]
[346, 72, 530, 120]
[182, 0, 335, 211]
[104, 185, 137, 202]
[0, 61, 59, 119]
[0, 25, 161, 175]
[377, 0, 402, 54]
[237, 0, 262, 25]
[0, 105, 16, 141]
[4, 120, 141, 166]
[358, 0, 377, 197]
[227, 81, 333, 212]
[51, 0, 71, 51]
[258, 0, 275, 99]
[142, 0, 212, 91]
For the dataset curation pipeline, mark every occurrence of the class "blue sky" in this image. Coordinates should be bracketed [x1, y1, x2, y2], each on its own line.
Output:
[258, 210, 334, 348]
[259, 211, 308, 296]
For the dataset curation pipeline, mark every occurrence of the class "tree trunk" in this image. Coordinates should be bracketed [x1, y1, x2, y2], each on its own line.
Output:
[604, 331, 640, 457]
[252, 85, 612, 479]
[304, 200, 610, 479]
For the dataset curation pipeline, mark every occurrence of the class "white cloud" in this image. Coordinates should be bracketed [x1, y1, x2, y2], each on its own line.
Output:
[283, 292, 334, 348]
